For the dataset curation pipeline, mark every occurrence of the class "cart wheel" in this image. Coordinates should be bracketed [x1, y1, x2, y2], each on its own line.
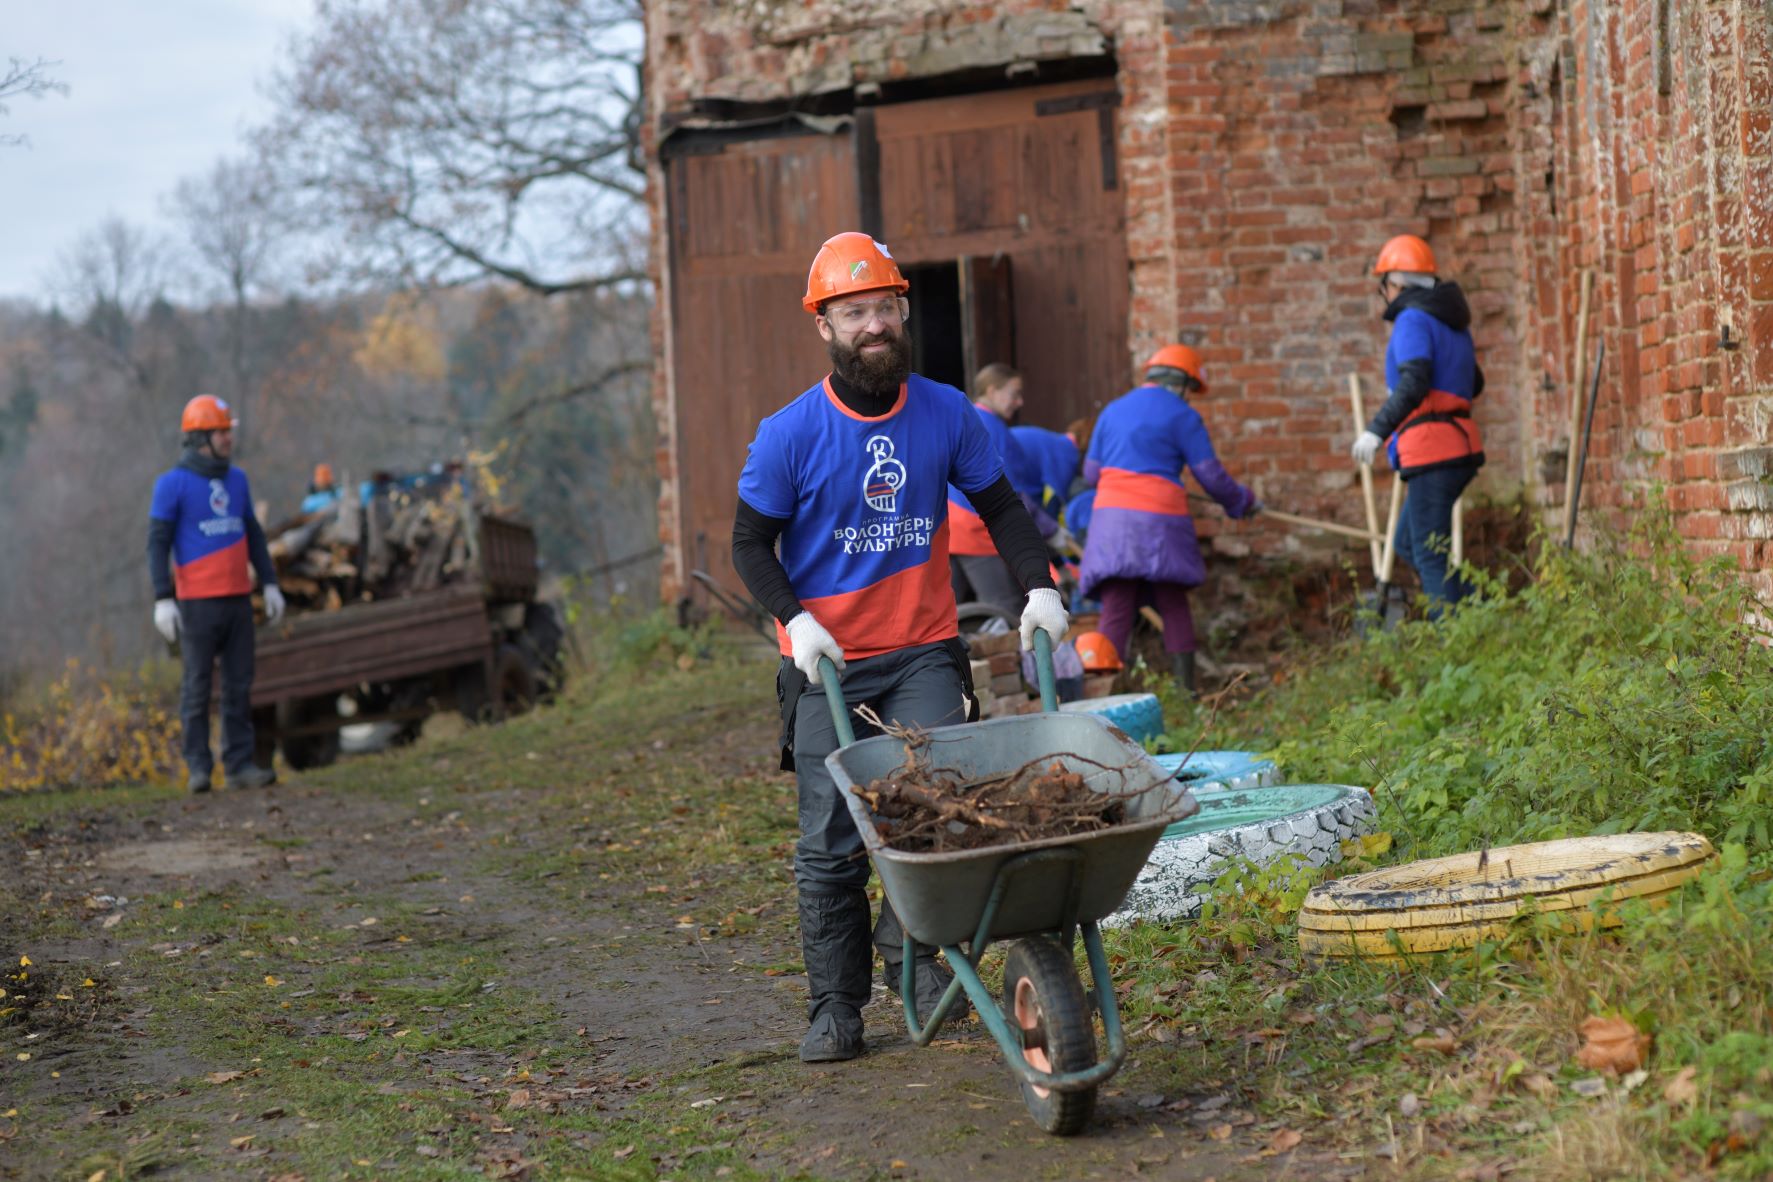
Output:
[1001, 937, 1097, 1136]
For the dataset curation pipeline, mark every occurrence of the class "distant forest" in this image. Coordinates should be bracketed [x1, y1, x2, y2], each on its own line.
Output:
[0, 0, 656, 681]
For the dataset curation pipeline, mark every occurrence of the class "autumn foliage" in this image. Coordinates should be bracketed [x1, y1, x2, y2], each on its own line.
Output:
[1, 661, 180, 792]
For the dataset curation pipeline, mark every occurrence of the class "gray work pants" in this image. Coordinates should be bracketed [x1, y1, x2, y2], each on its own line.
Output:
[178, 595, 258, 777]
[790, 642, 970, 889]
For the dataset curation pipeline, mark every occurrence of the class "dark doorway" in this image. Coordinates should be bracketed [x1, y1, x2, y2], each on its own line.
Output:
[903, 262, 965, 391]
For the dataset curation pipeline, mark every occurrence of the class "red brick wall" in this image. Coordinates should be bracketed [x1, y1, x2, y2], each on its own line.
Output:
[1512, 0, 1773, 600]
[645, 0, 1773, 605]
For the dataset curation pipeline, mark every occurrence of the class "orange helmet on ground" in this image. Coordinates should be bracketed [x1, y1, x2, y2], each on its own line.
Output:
[313, 463, 335, 487]
[802, 232, 910, 314]
[1073, 631, 1122, 673]
[1143, 344, 1208, 393]
[181, 394, 236, 432]
[1372, 234, 1437, 276]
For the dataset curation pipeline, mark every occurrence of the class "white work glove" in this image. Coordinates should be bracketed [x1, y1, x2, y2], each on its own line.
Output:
[1019, 587, 1070, 652]
[785, 611, 845, 685]
[153, 598, 181, 643]
[263, 584, 286, 625]
[1351, 430, 1384, 466]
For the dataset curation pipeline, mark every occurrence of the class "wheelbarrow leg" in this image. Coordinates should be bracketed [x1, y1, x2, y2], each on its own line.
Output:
[875, 896, 971, 1027]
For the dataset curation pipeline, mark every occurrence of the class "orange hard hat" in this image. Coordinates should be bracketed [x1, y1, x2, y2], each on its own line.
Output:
[1143, 344, 1208, 393]
[181, 394, 236, 432]
[802, 232, 910, 314]
[313, 462, 334, 487]
[1372, 234, 1437, 276]
[1073, 631, 1122, 673]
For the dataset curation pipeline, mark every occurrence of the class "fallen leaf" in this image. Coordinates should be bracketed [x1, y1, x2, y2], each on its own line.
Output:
[101, 915, 123, 929]
[890, 1161, 907, 1171]
[1517, 1071, 1557, 1100]
[263, 976, 283, 988]
[1412, 1033, 1459, 1055]
[229, 1134, 255, 1149]
[415, 1144, 440, 1158]
[1399, 1093, 1421, 1117]
[1727, 1109, 1765, 1152]
[81, 979, 95, 988]
[86, 1170, 107, 1182]
[505, 1089, 531, 1109]
[612, 1145, 636, 1159]
[1571, 1077, 1608, 1098]
[1268, 1128, 1303, 1152]
[15, 1053, 29, 1062]
[206, 1070, 244, 1084]
[1663, 1065, 1699, 1108]
[1620, 1068, 1649, 1093]
[1574, 1016, 1650, 1075]
[19, 956, 30, 967]
[1207, 1123, 1233, 1140]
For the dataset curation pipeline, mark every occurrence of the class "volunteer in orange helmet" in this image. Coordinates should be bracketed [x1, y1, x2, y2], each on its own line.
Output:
[301, 462, 340, 514]
[1352, 234, 1484, 612]
[730, 232, 1064, 1063]
[1077, 345, 1258, 695]
[146, 395, 282, 792]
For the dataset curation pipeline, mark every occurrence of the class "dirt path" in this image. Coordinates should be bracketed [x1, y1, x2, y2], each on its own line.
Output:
[0, 662, 1365, 1181]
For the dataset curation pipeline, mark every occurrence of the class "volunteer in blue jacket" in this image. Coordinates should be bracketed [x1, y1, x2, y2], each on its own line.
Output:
[1350, 235, 1484, 611]
[1078, 345, 1258, 694]
[948, 362, 1058, 614]
[732, 233, 1066, 1064]
[148, 395, 284, 792]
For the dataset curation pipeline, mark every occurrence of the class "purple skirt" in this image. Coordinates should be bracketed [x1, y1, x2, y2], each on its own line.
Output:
[1078, 507, 1205, 599]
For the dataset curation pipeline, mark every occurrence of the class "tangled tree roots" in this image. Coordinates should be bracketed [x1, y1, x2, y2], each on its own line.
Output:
[849, 708, 1145, 853]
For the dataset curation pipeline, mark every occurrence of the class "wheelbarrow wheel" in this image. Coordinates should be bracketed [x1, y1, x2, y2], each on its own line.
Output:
[1002, 936, 1097, 1136]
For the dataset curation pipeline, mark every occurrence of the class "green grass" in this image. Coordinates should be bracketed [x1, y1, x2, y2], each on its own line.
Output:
[1112, 508, 1773, 1179]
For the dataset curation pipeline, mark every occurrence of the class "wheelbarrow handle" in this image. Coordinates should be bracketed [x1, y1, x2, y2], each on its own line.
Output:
[819, 628, 1059, 748]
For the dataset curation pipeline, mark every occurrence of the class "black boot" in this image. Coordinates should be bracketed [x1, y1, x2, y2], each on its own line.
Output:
[797, 886, 872, 1062]
[875, 896, 970, 1027]
[1170, 651, 1197, 697]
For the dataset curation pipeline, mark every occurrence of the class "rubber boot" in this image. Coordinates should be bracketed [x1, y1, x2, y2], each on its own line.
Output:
[1170, 651, 1197, 697]
[874, 896, 970, 1027]
[796, 886, 871, 1062]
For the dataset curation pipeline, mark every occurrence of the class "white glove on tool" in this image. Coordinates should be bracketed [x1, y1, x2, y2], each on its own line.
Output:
[1019, 587, 1070, 653]
[785, 611, 845, 684]
[153, 598, 181, 643]
[1351, 430, 1384, 466]
[263, 585, 286, 625]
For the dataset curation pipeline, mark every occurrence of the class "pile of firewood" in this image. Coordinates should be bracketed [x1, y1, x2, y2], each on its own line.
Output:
[266, 482, 476, 612]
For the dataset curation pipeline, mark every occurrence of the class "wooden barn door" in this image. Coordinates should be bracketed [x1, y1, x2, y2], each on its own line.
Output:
[663, 130, 858, 596]
[872, 80, 1129, 430]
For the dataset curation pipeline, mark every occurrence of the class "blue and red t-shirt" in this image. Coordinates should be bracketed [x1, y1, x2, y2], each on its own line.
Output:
[1086, 385, 1218, 518]
[738, 374, 1003, 659]
[946, 404, 1029, 556]
[149, 467, 259, 599]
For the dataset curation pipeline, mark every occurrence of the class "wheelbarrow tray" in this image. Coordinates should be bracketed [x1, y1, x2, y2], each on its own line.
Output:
[827, 712, 1197, 947]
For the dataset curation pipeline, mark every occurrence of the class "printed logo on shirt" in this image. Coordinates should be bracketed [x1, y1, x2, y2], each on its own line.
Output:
[862, 434, 906, 513]
[198, 478, 244, 538]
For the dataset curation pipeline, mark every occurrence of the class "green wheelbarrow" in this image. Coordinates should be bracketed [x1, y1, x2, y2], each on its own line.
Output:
[819, 631, 1197, 1135]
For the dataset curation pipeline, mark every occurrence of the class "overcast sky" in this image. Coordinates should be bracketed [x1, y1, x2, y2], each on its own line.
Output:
[1, 0, 313, 302]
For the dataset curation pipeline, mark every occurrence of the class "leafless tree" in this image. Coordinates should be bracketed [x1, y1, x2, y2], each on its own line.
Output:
[259, 0, 647, 296]
[47, 217, 172, 390]
[0, 57, 67, 147]
[168, 156, 288, 426]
